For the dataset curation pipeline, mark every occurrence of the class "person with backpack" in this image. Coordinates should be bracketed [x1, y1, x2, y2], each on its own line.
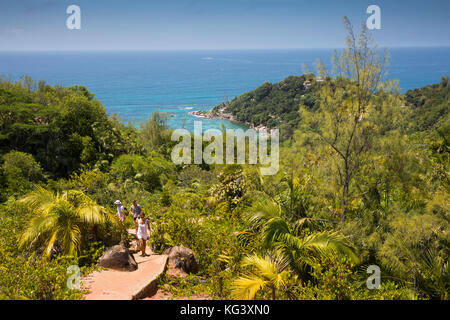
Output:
[130, 200, 142, 221]
[114, 200, 128, 222]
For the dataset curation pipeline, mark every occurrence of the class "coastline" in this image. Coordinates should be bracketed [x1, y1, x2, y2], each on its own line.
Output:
[189, 108, 276, 135]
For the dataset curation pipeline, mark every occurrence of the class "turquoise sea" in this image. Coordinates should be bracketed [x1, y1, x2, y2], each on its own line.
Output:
[0, 47, 449, 131]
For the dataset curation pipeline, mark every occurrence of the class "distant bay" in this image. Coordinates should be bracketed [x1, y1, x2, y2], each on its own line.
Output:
[0, 47, 449, 131]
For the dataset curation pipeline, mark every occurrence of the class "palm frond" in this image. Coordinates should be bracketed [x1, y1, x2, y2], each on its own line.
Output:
[18, 187, 104, 258]
[18, 213, 57, 249]
[242, 255, 280, 280]
[262, 217, 291, 247]
[76, 204, 106, 225]
[231, 276, 268, 300]
[301, 231, 359, 263]
[245, 200, 281, 229]
[44, 231, 58, 257]
[19, 186, 55, 211]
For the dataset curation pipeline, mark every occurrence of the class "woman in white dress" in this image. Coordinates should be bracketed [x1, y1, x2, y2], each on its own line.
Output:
[135, 212, 151, 257]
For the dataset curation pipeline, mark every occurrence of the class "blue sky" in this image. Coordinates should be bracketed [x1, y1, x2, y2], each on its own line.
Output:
[0, 0, 449, 51]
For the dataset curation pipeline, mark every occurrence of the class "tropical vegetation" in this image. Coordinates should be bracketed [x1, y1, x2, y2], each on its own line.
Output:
[0, 18, 448, 300]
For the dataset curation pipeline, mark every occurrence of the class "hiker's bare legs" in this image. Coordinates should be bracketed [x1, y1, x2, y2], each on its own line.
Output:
[139, 238, 145, 256]
[141, 239, 147, 256]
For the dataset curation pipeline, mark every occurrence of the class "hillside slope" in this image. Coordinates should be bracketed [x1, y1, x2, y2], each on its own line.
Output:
[405, 76, 450, 133]
[211, 75, 449, 140]
[212, 75, 320, 139]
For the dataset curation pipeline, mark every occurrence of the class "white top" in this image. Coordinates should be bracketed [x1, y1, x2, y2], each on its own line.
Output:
[137, 218, 149, 238]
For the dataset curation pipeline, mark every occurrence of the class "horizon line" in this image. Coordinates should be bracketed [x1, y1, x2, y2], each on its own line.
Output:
[1, 45, 450, 53]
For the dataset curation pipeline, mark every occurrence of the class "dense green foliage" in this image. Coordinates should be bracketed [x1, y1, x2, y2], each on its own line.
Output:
[405, 76, 449, 132]
[212, 75, 319, 140]
[0, 77, 134, 181]
[216, 61, 449, 143]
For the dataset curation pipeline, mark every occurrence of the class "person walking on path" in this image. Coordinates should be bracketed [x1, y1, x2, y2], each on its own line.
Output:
[130, 200, 142, 221]
[115, 200, 128, 222]
[135, 212, 151, 257]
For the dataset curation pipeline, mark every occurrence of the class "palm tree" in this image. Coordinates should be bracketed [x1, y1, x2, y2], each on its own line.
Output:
[381, 237, 449, 299]
[19, 186, 113, 258]
[231, 253, 291, 300]
[245, 199, 359, 278]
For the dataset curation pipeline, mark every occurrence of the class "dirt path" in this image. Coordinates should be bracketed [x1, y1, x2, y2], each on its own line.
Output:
[82, 229, 168, 300]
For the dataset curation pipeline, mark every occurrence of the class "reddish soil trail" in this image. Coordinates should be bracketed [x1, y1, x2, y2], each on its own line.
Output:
[82, 229, 168, 300]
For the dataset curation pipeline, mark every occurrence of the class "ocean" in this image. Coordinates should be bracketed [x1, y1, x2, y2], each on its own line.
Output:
[0, 47, 449, 131]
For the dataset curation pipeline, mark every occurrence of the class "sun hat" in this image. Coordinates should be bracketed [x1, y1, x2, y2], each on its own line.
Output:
[115, 200, 121, 205]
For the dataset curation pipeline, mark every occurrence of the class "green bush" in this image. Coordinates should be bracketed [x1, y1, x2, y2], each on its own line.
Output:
[110, 154, 176, 192]
[0, 201, 83, 300]
[1, 151, 44, 198]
